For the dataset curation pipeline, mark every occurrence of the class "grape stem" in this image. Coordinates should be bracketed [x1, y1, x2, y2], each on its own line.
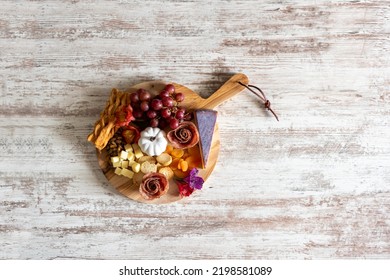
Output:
[238, 82, 279, 121]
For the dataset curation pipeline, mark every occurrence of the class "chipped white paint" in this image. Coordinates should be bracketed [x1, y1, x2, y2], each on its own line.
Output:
[0, 0, 389, 259]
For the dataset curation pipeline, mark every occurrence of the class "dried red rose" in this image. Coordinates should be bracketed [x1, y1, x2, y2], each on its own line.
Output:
[139, 172, 169, 200]
[167, 121, 199, 149]
[115, 104, 135, 127]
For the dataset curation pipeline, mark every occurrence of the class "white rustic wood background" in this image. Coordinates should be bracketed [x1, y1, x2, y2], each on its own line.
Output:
[0, 0, 389, 259]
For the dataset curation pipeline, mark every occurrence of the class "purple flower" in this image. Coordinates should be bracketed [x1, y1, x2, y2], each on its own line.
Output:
[184, 168, 204, 190]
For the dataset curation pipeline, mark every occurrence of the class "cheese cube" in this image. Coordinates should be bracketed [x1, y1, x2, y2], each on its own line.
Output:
[132, 144, 143, 159]
[120, 150, 129, 160]
[127, 152, 135, 161]
[121, 160, 129, 168]
[113, 161, 121, 168]
[131, 162, 141, 173]
[114, 167, 122, 175]
[111, 156, 120, 164]
[121, 168, 134, 179]
[124, 144, 133, 152]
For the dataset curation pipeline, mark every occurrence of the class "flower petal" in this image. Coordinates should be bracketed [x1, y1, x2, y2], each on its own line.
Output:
[192, 177, 204, 190]
[177, 181, 194, 197]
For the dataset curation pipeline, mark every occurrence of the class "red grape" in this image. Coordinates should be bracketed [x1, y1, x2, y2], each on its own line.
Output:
[161, 108, 171, 118]
[169, 118, 179, 129]
[162, 97, 174, 107]
[150, 118, 159, 128]
[133, 109, 143, 119]
[131, 102, 140, 110]
[140, 101, 149, 112]
[138, 89, 151, 101]
[147, 110, 157, 119]
[164, 84, 175, 94]
[158, 118, 167, 129]
[130, 92, 140, 103]
[128, 86, 188, 128]
[159, 90, 170, 99]
[175, 108, 185, 119]
[175, 92, 184, 102]
[151, 99, 163, 111]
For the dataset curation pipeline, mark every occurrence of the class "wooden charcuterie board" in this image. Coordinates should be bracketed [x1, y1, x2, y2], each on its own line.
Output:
[96, 73, 248, 204]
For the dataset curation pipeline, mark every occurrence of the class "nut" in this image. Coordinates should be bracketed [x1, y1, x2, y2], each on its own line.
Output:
[106, 132, 126, 157]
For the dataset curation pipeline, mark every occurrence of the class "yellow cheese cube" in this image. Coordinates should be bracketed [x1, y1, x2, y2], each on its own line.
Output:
[114, 167, 122, 175]
[111, 156, 120, 164]
[120, 150, 129, 160]
[121, 168, 134, 179]
[127, 152, 135, 161]
[124, 144, 133, 152]
[131, 162, 141, 173]
[121, 160, 129, 168]
[113, 161, 121, 168]
[132, 144, 144, 159]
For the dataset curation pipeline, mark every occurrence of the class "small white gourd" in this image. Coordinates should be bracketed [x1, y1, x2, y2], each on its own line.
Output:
[138, 127, 168, 157]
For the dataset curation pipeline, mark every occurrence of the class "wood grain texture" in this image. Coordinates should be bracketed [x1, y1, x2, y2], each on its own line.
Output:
[0, 0, 389, 259]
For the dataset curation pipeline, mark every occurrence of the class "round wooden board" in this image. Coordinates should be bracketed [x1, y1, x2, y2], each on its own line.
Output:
[96, 81, 221, 204]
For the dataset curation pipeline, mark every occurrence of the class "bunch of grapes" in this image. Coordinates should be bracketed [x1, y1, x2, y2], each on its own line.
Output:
[130, 84, 188, 130]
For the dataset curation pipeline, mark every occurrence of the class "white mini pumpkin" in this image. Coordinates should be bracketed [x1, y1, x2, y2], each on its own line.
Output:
[138, 127, 168, 156]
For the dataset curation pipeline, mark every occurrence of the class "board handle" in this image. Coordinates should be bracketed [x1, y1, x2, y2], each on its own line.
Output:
[199, 73, 249, 109]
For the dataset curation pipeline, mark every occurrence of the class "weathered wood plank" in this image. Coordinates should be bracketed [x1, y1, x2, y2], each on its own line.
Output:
[0, 0, 389, 259]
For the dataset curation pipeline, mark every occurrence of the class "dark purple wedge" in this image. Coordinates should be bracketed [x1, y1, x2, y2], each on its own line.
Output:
[194, 109, 218, 169]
